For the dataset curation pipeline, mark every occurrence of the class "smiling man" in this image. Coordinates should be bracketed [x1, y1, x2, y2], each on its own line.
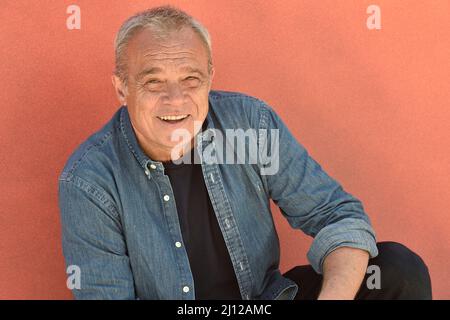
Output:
[58, 5, 431, 300]
[113, 23, 212, 162]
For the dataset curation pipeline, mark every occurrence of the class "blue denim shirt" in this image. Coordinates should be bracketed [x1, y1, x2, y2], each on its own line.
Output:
[58, 90, 378, 300]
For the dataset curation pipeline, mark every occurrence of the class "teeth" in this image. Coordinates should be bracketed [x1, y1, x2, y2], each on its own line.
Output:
[158, 115, 188, 121]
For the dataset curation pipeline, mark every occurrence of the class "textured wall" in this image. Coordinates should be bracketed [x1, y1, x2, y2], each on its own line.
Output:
[0, 0, 448, 299]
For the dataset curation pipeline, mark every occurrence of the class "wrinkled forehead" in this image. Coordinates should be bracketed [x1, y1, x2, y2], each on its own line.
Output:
[134, 26, 198, 49]
[126, 27, 209, 74]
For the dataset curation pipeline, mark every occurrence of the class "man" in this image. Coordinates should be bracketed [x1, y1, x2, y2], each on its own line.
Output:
[58, 6, 431, 300]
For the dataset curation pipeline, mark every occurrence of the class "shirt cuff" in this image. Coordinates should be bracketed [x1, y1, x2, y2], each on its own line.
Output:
[307, 218, 379, 274]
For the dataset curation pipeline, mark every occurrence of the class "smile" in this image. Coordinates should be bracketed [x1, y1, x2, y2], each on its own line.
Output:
[157, 114, 189, 121]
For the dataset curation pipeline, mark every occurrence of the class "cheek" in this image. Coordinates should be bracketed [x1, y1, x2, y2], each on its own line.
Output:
[192, 93, 209, 117]
[200, 98, 210, 119]
[135, 91, 160, 113]
[131, 99, 160, 130]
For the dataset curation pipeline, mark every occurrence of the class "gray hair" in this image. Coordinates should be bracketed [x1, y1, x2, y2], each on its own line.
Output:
[114, 5, 213, 85]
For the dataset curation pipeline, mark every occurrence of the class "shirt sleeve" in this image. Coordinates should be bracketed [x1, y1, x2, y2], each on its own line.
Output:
[58, 175, 136, 299]
[258, 102, 378, 274]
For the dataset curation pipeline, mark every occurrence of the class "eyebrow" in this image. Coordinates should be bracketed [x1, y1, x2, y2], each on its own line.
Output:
[136, 67, 163, 80]
[180, 66, 206, 77]
[136, 66, 206, 80]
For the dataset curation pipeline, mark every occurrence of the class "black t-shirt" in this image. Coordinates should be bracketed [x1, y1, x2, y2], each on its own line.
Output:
[162, 148, 242, 300]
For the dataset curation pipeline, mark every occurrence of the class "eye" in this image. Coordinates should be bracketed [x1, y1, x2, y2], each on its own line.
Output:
[146, 79, 162, 84]
[143, 79, 165, 91]
[183, 76, 201, 87]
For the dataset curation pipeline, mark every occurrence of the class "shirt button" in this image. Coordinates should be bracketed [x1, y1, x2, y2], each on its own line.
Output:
[175, 241, 182, 248]
[163, 195, 170, 202]
[149, 164, 157, 170]
[182, 286, 190, 293]
[144, 170, 150, 176]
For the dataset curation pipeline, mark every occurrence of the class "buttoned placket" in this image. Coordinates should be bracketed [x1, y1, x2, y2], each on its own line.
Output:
[139, 128, 254, 300]
[143, 160, 196, 300]
[197, 131, 254, 300]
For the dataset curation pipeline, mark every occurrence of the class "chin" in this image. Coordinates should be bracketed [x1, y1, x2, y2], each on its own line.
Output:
[162, 132, 194, 149]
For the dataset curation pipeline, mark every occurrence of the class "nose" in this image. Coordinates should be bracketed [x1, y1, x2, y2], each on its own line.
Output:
[163, 82, 185, 107]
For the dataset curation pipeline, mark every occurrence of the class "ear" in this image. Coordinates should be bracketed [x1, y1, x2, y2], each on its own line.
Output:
[111, 75, 128, 106]
[208, 66, 215, 89]
[210, 66, 215, 81]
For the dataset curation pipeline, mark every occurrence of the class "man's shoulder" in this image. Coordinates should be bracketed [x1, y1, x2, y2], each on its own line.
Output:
[209, 89, 268, 106]
[59, 108, 123, 183]
[208, 90, 272, 127]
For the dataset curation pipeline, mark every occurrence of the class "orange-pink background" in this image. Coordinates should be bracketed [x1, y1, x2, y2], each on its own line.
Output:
[0, 0, 448, 299]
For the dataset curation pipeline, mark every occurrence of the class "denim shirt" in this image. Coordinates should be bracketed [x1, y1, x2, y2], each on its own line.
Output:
[58, 90, 378, 300]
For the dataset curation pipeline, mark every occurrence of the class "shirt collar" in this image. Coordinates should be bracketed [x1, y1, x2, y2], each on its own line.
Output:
[119, 98, 216, 173]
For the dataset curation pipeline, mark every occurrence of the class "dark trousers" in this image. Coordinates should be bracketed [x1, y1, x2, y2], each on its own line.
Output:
[282, 242, 432, 300]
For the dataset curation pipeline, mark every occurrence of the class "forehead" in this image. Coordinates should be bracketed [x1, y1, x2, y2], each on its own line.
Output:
[126, 26, 208, 73]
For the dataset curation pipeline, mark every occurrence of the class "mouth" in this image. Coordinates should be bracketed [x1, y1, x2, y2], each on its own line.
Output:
[157, 114, 190, 125]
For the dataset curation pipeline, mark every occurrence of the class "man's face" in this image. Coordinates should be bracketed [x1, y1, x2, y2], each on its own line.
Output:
[113, 27, 214, 161]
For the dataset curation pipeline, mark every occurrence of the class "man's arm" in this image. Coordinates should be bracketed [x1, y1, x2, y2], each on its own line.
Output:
[58, 175, 136, 299]
[258, 101, 378, 296]
[318, 247, 369, 299]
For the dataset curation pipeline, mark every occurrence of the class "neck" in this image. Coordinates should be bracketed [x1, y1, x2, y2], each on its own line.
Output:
[137, 135, 196, 163]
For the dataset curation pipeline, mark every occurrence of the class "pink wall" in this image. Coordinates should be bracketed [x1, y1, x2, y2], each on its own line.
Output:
[0, 0, 448, 299]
